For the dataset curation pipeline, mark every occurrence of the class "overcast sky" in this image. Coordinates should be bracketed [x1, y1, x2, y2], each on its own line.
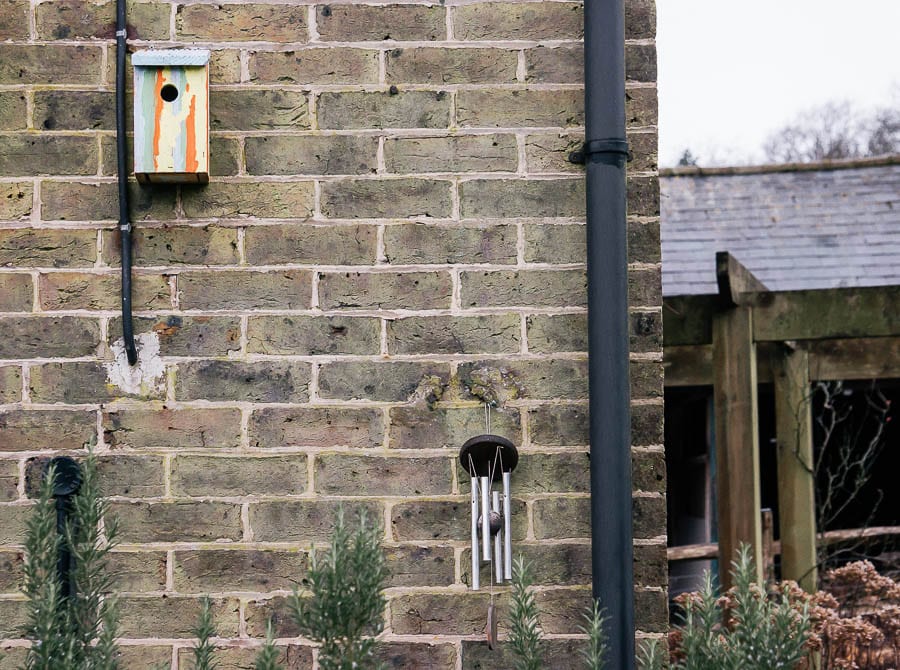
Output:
[657, 0, 900, 167]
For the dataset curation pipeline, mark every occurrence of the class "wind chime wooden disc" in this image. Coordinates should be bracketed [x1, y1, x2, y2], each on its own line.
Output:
[459, 434, 518, 481]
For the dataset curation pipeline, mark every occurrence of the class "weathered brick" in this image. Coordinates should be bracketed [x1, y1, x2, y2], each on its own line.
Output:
[629, 175, 661, 216]
[0, 366, 21, 403]
[533, 496, 590, 539]
[119, 596, 240, 637]
[383, 222, 516, 264]
[626, 86, 659, 128]
[534, 588, 592, 633]
[209, 49, 243, 85]
[527, 404, 588, 445]
[630, 308, 663, 352]
[0, 0, 28, 39]
[635, 588, 668, 632]
[634, 494, 666, 539]
[629, 219, 662, 264]
[112, 501, 242, 543]
[462, 639, 583, 669]
[0, 409, 95, 451]
[319, 271, 451, 311]
[0, 460, 18, 502]
[633, 449, 666, 493]
[42, 181, 177, 221]
[391, 592, 504, 635]
[526, 313, 587, 354]
[107, 551, 167, 592]
[460, 269, 586, 308]
[100, 135, 240, 178]
[0, 135, 98, 176]
[523, 223, 585, 263]
[30, 362, 165, 403]
[177, 645, 313, 669]
[0, 45, 102, 85]
[628, 131, 659, 173]
[103, 407, 242, 450]
[39, 272, 171, 311]
[459, 359, 589, 401]
[0, 504, 29, 543]
[318, 91, 450, 130]
[384, 545, 454, 587]
[524, 131, 583, 174]
[389, 405, 520, 450]
[0, 316, 99, 358]
[36, 0, 169, 40]
[177, 361, 310, 403]
[0, 598, 28, 637]
[0, 275, 32, 312]
[384, 135, 518, 174]
[632, 359, 664, 399]
[247, 315, 380, 355]
[244, 596, 302, 637]
[377, 642, 457, 669]
[177, 270, 312, 310]
[101, 226, 238, 265]
[625, 0, 657, 39]
[321, 178, 451, 219]
[457, 89, 583, 128]
[250, 48, 379, 85]
[388, 315, 521, 355]
[318, 362, 449, 402]
[0, 229, 96, 268]
[632, 403, 664, 446]
[0, 550, 24, 592]
[245, 135, 378, 176]
[453, 2, 583, 40]
[116, 647, 173, 669]
[525, 45, 583, 84]
[210, 90, 309, 131]
[481, 450, 590, 493]
[250, 407, 384, 449]
[316, 4, 444, 41]
[177, 3, 307, 42]
[464, 542, 590, 586]
[95, 455, 164, 498]
[633, 542, 667, 587]
[250, 500, 379, 542]
[461, 178, 584, 218]
[0, 182, 31, 219]
[209, 136, 242, 176]
[181, 181, 314, 218]
[174, 549, 307, 593]
[172, 455, 308, 497]
[0, 91, 26, 130]
[315, 454, 451, 496]
[245, 224, 377, 265]
[391, 498, 526, 542]
[386, 47, 517, 84]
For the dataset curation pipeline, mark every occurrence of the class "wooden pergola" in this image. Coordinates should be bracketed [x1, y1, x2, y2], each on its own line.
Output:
[664, 252, 900, 590]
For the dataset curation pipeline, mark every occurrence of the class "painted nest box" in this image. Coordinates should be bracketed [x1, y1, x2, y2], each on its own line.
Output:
[133, 49, 210, 184]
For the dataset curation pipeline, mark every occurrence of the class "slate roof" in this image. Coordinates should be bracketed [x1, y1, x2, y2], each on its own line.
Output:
[660, 156, 900, 296]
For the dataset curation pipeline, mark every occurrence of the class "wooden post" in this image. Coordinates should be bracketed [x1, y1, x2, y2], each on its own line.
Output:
[774, 345, 818, 591]
[761, 508, 775, 582]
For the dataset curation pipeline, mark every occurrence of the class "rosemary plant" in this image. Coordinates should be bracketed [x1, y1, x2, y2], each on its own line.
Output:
[253, 619, 283, 670]
[507, 555, 542, 670]
[191, 596, 218, 670]
[580, 599, 609, 670]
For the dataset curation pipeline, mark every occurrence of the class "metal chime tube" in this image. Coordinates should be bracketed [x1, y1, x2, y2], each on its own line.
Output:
[471, 477, 480, 590]
[503, 470, 512, 580]
[480, 476, 491, 560]
[492, 490, 502, 583]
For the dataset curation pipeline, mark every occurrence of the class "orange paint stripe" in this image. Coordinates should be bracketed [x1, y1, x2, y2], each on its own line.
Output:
[185, 94, 198, 173]
[152, 69, 165, 171]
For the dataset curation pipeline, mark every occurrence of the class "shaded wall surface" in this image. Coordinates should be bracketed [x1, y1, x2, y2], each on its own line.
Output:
[0, 0, 664, 666]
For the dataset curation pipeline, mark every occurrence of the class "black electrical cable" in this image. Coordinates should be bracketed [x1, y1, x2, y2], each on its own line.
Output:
[115, 0, 137, 365]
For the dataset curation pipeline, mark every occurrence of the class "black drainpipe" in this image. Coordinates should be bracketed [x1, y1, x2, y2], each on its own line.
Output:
[573, 0, 635, 665]
[116, 0, 137, 365]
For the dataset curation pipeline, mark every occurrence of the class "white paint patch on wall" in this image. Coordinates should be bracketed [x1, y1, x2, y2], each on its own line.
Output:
[105, 331, 166, 396]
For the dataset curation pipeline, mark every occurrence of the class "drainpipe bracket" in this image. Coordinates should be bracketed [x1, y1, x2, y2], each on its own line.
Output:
[568, 138, 631, 165]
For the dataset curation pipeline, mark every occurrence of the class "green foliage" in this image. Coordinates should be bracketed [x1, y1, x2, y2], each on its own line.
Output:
[288, 506, 387, 670]
[638, 638, 667, 670]
[507, 555, 542, 670]
[579, 599, 609, 670]
[253, 619, 283, 670]
[191, 597, 218, 670]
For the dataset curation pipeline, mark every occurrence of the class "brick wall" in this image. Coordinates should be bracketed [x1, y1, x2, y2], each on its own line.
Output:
[0, 0, 663, 667]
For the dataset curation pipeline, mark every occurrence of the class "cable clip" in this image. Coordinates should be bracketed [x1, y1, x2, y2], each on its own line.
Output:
[115, 29, 127, 37]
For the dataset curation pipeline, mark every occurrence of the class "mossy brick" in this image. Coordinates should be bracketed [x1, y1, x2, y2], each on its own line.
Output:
[459, 358, 588, 400]
[0, 0, 28, 39]
[387, 314, 521, 355]
[118, 596, 240, 638]
[457, 89, 583, 128]
[177, 3, 307, 42]
[0, 598, 28, 637]
[453, 2, 583, 40]
[461, 178, 585, 218]
[0, 182, 31, 219]
[630, 308, 663, 352]
[42, 181, 177, 221]
[633, 542, 667, 588]
[210, 90, 309, 131]
[0, 504, 29, 543]
[460, 269, 586, 308]
[383, 222, 516, 265]
[526, 313, 588, 354]
[103, 407, 242, 450]
[631, 359, 664, 399]
[377, 642, 457, 669]
[0, 275, 32, 312]
[629, 219, 662, 264]
[626, 86, 659, 128]
[319, 271, 452, 310]
[629, 175, 661, 216]
[315, 455, 451, 497]
[384, 135, 518, 174]
[625, 0, 657, 39]
[632, 403, 664, 446]
[39, 273, 171, 311]
[111, 501, 242, 543]
[101, 226, 239, 265]
[247, 315, 381, 355]
[318, 91, 450, 130]
[177, 270, 312, 310]
[525, 45, 584, 84]
[177, 645, 313, 668]
[463, 542, 590, 587]
[95, 455, 164, 497]
[526, 404, 588, 445]
[533, 496, 590, 539]
[173, 549, 308, 593]
[0, 366, 21, 403]
[107, 551, 167, 592]
[635, 588, 668, 632]
[391, 498, 526, 542]
[384, 544, 455, 587]
[0, 550, 24, 592]
[391, 592, 506, 636]
[36, 0, 169, 40]
[0, 409, 95, 451]
[250, 48, 380, 85]
[318, 361, 450, 402]
[0, 136, 98, 176]
[386, 47, 518, 85]
[176, 361, 310, 403]
[0, 460, 18, 502]
[523, 223, 585, 263]
[245, 135, 378, 176]
[0, 92, 26, 130]
[30, 362, 165, 403]
[633, 495, 666, 539]
[0, 45, 102, 85]
[388, 405, 521, 450]
[0, 316, 99, 358]
[250, 406, 383, 450]
[534, 588, 593, 634]
[316, 4, 445, 41]
[172, 455, 308, 497]
[462, 639, 583, 670]
[181, 181, 315, 218]
[245, 223, 377, 265]
[249, 500, 380, 542]
[321, 178, 452, 219]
